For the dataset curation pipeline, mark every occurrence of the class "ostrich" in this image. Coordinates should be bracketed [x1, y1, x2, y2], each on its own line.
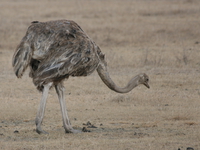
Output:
[12, 20, 150, 134]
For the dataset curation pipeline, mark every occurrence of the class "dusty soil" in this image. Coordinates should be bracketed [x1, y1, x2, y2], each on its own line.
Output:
[0, 0, 200, 149]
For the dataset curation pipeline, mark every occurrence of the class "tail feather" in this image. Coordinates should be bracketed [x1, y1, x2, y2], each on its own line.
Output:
[12, 41, 32, 78]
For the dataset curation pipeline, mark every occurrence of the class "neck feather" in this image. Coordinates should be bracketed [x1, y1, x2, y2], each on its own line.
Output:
[96, 64, 140, 93]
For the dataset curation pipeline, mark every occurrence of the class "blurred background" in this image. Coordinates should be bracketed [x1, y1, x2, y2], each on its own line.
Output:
[0, 0, 200, 149]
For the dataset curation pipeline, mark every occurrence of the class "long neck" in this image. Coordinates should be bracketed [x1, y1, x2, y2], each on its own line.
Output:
[96, 64, 140, 93]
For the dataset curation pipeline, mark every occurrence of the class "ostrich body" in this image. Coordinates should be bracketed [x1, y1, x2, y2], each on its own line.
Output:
[12, 20, 150, 134]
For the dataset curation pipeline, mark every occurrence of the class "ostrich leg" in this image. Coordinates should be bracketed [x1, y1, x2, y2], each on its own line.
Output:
[55, 82, 81, 133]
[35, 82, 53, 134]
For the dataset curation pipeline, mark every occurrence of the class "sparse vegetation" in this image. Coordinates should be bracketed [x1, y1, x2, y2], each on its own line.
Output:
[0, 0, 200, 149]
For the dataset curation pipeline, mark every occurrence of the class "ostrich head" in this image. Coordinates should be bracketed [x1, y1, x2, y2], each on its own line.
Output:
[138, 73, 150, 88]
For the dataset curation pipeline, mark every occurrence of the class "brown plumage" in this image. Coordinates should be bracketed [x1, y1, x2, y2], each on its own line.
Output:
[12, 20, 150, 134]
[13, 20, 101, 91]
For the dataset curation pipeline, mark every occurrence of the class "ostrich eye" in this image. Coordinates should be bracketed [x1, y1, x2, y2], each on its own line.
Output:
[146, 78, 149, 82]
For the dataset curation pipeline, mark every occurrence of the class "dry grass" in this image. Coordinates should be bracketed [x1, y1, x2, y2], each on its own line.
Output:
[0, 0, 200, 149]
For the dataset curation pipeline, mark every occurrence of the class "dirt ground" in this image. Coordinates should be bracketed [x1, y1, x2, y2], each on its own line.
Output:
[0, 0, 200, 149]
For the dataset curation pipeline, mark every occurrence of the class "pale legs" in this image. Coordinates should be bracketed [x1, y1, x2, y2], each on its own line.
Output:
[35, 82, 53, 134]
[35, 82, 81, 134]
[55, 82, 81, 133]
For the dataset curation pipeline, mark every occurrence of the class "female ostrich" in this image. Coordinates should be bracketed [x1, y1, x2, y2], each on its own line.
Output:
[12, 20, 150, 134]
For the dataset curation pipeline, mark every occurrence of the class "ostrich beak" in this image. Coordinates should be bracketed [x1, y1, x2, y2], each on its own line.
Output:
[143, 82, 150, 89]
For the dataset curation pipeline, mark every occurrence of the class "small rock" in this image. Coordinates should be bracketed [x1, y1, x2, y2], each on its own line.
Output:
[195, 41, 199, 44]
[86, 121, 92, 126]
[82, 127, 90, 132]
[14, 130, 19, 133]
[88, 125, 97, 128]
[100, 123, 103, 126]
[187, 147, 194, 150]
[83, 121, 97, 128]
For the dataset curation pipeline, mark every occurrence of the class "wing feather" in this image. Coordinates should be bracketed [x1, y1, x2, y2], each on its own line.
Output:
[13, 20, 101, 90]
[32, 50, 86, 86]
[12, 40, 33, 78]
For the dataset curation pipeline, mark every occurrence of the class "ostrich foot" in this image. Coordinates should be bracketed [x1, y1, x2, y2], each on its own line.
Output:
[65, 128, 82, 133]
[36, 127, 49, 134]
